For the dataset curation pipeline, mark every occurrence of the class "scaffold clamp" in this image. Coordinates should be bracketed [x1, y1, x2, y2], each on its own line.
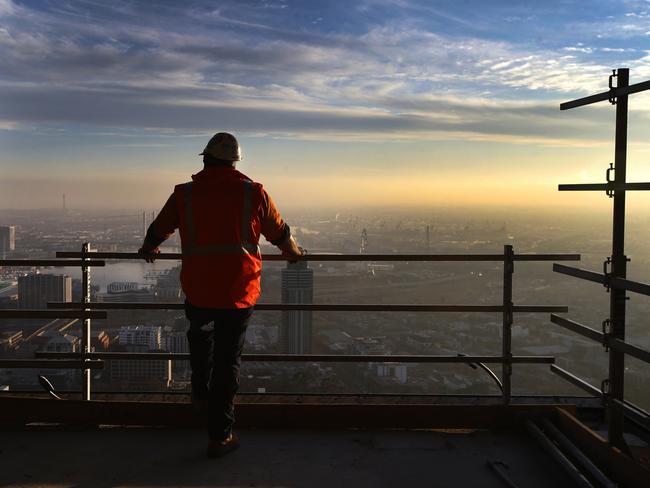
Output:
[602, 257, 612, 290]
[608, 69, 617, 105]
[606, 163, 615, 198]
[601, 378, 610, 397]
[602, 318, 611, 351]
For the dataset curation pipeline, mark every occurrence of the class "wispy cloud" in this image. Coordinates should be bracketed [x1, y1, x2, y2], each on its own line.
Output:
[1, 0, 649, 146]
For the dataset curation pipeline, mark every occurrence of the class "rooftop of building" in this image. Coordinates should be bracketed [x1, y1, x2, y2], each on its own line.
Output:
[0, 426, 575, 488]
[1, 394, 648, 487]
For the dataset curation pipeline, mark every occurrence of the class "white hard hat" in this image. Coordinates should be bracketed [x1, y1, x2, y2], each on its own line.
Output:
[199, 132, 242, 161]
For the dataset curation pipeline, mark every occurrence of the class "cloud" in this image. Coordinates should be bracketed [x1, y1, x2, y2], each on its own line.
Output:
[0, 119, 17, 130]
[2, 81, 634, 146]
[0, 0, 15, 16]
[1, 0, 649, 147]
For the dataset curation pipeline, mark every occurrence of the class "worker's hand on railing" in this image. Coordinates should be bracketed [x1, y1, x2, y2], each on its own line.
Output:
[277, 235, 306, 263]
[138, 247, 160, 263]
[282, 246, 307, 264]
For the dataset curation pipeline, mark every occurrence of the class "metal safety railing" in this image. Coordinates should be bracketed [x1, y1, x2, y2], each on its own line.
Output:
[0, 246, 578, 405]
[549, 68, 650, 451]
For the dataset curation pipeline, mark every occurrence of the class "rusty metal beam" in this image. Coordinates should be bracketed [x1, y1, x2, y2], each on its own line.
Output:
[539, 418, 617, 488]
[554, 408, 649, 488]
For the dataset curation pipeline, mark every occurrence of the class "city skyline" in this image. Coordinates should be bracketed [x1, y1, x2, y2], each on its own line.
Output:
[1, 1, 650, 210]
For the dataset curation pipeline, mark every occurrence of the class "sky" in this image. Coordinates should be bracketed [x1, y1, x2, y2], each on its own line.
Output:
[1, 0, 650, 211]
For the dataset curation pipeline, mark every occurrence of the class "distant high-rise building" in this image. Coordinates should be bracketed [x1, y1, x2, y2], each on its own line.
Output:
[281, 261, 313, 354]
[425, 225, 431, 251]
[0, 226, 16, 259]
[110, 325, 167, 390]
[119, 325, 162, 350]
[360, 228, 368, 254]
[18, 274, 72, 309]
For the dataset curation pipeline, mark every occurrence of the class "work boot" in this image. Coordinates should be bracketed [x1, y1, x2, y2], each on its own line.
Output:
[207, 433, 240, 458]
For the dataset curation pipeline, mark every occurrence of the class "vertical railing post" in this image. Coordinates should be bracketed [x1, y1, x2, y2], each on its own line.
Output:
[81, 242, 92, 401]
[502, 245, 514, 404]
[608, 68, 629, 450]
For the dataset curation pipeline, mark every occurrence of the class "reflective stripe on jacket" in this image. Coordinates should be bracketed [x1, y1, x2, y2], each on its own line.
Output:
[174, 168, 264, 308]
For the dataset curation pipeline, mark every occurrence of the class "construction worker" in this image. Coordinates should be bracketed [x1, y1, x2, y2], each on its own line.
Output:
[138, 132, 304, 458]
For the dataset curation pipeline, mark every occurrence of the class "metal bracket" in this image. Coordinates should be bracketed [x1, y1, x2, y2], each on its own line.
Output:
[605, 163, 615, 197]
[601, 378, 610, 396]
[608, 69, 617, 105]
[603, 257, 612, 291]
[602, 318, 611, 351]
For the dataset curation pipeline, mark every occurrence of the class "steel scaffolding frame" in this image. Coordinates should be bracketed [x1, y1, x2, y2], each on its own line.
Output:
[553, 67, 650, 452]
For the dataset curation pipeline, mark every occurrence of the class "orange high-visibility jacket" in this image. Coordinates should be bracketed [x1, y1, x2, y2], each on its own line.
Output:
[173, 167, 280, 308]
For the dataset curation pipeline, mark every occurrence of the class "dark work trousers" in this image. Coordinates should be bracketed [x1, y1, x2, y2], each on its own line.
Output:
[185, 301, 252, 441]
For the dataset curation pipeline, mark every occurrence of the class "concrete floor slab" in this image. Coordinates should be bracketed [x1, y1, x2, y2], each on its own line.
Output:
[0, 428, 576, 488]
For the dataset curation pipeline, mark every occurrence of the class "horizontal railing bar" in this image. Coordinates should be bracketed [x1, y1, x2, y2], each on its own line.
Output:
[0, 259, 106, 267]
[610, 399, 650, 429]
[48, 302, 567, 313]
[35, 351, 555, 364]
[560, 79, 650, 110]
[514, 305, 568, 313]
[550, 314, 605, 343]
[550, 365, 602, 397]
[43, 351, 185, 360]
[624, 399, 650, 417]
[0, 310, 107, 319]
[553, 264, 607, 285]
[55, 251, 580, 262]
[610, 276, 650, 297]
[0, 359, 104, 369]
[48, 302, 500, 312]
[513, 254, 580, 261]
[608, 338, 650, 364]
[556, 264, 650, 297]
[0, 391, 596, 399]
[558, 183, 650, 192]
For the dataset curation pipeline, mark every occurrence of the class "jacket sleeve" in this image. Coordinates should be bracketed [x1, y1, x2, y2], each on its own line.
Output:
[142, 193, 178, 250]
[259, 187, 291, 246]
